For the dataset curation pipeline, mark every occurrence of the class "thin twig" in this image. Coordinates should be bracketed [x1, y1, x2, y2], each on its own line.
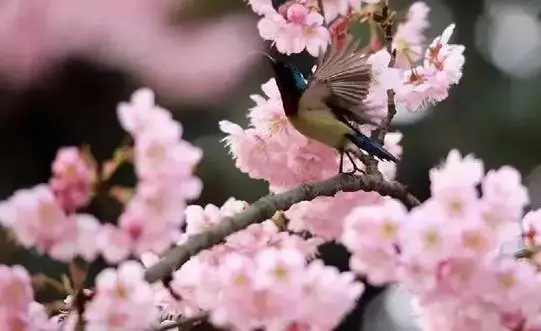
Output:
[144, 173, 420, 283]
[367, 0, 397, 173]
[515, 248, 533, 259]
[514, 246, 541, 259]
[157, 315, 207, 331]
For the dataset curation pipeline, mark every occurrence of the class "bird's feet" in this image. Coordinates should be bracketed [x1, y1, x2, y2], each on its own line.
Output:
[338, 151, 366, 175]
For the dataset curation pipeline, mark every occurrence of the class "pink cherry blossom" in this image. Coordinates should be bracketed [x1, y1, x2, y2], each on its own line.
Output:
[27, 301, 59, 331]
[96, 191, 188, 264]
[362, 50, 404, 128]
[430, 149, 484, 193]
[340, 197, 407, 285]
[94, 88, 204, 262]
[481, 257, 540, 315]
[49, 146, 96, 212]
[139, 198, 325, 324]
[341, 197, 406, 250]
[0, 185, 80, 261]
[0, 182, 103, 262]
[378, 132, 403, 180]
[286, 3, 310, 24]
[0, 265, 33, 310]
[398, 150, 534, 329]
[257, 3, 330, 56]
[395, 23, 466, 112]
[184, 204, 223, 236]
[75, 214, 101, 262]
[290, 259, 365, 331]
[120, 89, 203, 199]
[481, 166, 530, 228]
[97, 224, 132, 264]
[247, 0, 274, 15]
[285, 190, 382, 239]
[0, 265, 35, 331]
[392, 2, 430, 68]
[84, 261, 158, 330]
[116, 87, 171, 136]
[117, 205, 178, 256]
[321, 0, 350, 23]
[203, 248, 364, 331]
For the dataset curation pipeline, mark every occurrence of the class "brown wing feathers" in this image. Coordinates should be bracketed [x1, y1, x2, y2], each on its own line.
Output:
[309, 35, 373, 124]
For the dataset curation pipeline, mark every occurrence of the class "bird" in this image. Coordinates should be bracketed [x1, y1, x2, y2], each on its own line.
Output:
[266, 35, 399, 174]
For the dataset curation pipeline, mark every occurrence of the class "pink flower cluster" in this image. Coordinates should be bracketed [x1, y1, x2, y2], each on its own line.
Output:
[249, 0, 384, 57]
[141, 197, 363, 331]
[395, 23, 466, 112]
[0, 88, 202, 263]
[49, 147, 96, 212]
[84, 261, 158, 330]
[97, 88, 203, 262]
[0, 184, 101, 262]
[340, 149, 541, 330]
[250, 0, 330, 56]
[392, 2, 431, 69]
[0, 265, 56, 330]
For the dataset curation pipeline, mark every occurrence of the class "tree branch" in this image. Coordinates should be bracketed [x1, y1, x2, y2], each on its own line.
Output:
[144, 173, 420, 283]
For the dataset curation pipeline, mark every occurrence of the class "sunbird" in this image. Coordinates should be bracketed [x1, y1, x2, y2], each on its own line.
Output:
[266, 36, 399, 173]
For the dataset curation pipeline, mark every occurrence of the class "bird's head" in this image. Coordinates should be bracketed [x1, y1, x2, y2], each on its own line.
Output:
[264, 55, 307, 94]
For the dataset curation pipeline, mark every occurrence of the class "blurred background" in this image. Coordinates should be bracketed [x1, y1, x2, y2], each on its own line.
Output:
[0, 0, 540, 330]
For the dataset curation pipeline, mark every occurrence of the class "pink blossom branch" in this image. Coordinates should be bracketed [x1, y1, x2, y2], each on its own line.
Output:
[144, 173, 420, 283]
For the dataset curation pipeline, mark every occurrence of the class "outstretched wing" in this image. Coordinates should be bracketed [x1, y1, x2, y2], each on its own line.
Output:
[302, 35, 374, 126]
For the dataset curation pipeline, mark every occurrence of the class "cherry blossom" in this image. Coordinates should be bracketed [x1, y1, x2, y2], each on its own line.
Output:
[256, 1, 330, 56]
[49, 146, 96, 212]
[341, 198, 407, 284]
[98, 88, 204, 260]
[321, 0, 350, 23]
[84, 261, 158, 330]
[0, 185, 101, 262]
[395, 23, 466, 112]
[138, 198, 336, 328]
[336, 149, 537, 330]
[204, 248, 364, 331]
[392, 2, 430, 69]
[0, 265, 36, 330]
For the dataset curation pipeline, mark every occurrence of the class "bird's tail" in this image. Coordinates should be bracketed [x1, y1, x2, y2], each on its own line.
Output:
[345, 132, 399, 163]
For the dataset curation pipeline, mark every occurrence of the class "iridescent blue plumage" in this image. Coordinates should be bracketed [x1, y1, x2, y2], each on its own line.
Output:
[345, 132, 398, 163]
[290, 67, 307, 91]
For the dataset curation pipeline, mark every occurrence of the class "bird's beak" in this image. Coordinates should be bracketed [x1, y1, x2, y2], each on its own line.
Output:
[262, 52, 276, 66]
